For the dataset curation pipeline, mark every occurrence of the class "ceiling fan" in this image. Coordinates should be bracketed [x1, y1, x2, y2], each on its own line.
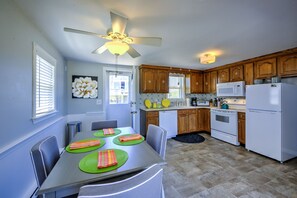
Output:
[64, 11, 162, 58]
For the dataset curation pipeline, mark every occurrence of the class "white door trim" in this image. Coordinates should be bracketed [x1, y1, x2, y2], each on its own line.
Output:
[102, 66, 133, 114]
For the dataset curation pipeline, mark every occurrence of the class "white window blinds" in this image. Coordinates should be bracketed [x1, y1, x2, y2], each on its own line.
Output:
[33, 43, 56, 120]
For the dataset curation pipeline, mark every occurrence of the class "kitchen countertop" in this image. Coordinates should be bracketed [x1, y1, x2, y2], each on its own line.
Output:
[140, 106, 246, 113]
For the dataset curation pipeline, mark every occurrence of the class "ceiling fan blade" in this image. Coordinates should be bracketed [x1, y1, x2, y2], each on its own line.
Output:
[127, 45, 141, 58]
[130, 37, 162, 46]
[110, 11, 128, 34]
[64, 27, 105, 38]
[92, 44, 107, 54]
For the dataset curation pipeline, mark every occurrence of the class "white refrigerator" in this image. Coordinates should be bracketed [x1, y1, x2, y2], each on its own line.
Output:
[246, 83, 297, 162]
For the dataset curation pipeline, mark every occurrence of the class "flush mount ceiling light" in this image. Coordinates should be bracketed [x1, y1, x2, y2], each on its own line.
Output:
[105, 40, 130, 55]
[200, 54, 216, 64]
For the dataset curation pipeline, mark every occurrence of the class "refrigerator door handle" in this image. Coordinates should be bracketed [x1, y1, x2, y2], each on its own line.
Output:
[248, 109, 279, 114]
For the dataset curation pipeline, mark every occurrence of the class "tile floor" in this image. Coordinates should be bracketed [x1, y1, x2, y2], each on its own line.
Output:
[163, 133, 297, 198]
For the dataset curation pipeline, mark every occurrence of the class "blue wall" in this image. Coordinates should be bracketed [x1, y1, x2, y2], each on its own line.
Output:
[67, 60, 104, 114]
[0, 0, 67, 197]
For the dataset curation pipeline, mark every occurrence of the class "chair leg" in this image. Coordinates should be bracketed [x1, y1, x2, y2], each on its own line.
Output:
[162, 185, 165, 198]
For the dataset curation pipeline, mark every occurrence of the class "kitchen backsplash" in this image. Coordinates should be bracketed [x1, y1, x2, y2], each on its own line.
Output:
[139, 93, 216, 108]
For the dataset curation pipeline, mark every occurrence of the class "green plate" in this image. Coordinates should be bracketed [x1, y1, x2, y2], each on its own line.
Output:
[79, 149, 128, 174]
[66, 138, 106, 153]
[93, 128, 121, 138]
[113, 134, 144, 146]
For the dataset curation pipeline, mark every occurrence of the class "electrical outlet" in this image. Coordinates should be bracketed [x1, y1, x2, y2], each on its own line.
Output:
[96, 99, 102, 105]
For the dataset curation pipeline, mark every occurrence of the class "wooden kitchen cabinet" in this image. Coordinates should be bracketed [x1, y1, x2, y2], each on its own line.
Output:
[197, 108, 210, 132]
[203, 109, 210, 132]
[188, 110, 198, 132]
[178, 109, 197, 134]
[278, 53, 297, 77]
[139, 66, 169, 93]
[254, 58, 277, 79]
[218, 68, 230, 83]
[230, 65, 244, 82]
[156, 70, 169, 93]
[190, 72, 204, 93]
[140, 68, 155, 93]
[210, 71, 217, 93]
[140, 110, 159, 136]
[204, 71, 217, 93]
[204, 72, 210, 93]
[238, 112, 246, 144]
[244, 62, 254, 85]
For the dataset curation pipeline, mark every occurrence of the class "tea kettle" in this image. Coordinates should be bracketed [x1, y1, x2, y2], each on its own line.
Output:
[221, 101, 229, 109]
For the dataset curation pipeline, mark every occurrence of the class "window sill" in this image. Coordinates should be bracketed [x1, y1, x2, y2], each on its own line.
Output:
[32, 110, 58, 124]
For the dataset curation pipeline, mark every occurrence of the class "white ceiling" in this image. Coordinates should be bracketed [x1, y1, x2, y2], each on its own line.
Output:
[13, 0, 297, 69]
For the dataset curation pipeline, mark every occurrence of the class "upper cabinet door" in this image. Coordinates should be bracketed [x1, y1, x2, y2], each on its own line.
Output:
[157, 70, 169, 93]
[140, 68, 155, 93]
[203, 72, 210, 93]
[210, 71, 218, 93]
[230, 65, 243, 82]
[191, 73, 203, 93]
[254, 58, 276, 79]
[278, 53, 297, 77]
[218, 68, 230, 83]
[244, 63, 254, 85]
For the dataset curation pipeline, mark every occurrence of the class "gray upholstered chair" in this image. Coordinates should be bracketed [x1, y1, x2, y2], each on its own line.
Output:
[91, 120, 117, 130]
[146, 124, 167, 160]
[30, 136, 60, 198]
[77, 164, 164, 198]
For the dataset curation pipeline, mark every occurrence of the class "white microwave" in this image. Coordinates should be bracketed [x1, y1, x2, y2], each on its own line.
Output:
[216, 81, 245, 97]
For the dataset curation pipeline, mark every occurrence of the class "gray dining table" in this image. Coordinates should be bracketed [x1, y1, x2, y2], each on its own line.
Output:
[38, 127, 165, 198]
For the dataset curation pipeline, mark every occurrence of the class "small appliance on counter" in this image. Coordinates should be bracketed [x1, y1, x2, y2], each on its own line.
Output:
[221, 103, 229, 109]
[191, 97, 197, 106]
[197, 100, 210, 106]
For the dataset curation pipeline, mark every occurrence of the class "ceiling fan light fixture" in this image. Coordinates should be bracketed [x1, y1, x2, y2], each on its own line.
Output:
[200, 54, 216, 64]
[106, 41, 129, 55]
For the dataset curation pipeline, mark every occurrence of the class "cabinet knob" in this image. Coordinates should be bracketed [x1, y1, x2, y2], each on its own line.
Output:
[196, 82, 198, 85]
[148, 80, 151, 83]
[162, 80, 165, 83]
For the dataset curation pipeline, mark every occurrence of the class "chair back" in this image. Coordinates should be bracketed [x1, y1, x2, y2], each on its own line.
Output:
[30, 136, 60, 187]
[78, 164, 163, 198]
[146, 124, 167, 160]
[91, 120, 117, 130]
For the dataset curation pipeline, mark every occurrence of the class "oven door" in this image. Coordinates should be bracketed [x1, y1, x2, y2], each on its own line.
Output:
[211, 111, 237, 135]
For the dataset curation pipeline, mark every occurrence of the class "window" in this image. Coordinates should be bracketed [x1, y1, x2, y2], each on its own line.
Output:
[168, 74, 185, 100]
[32, 43, 56, 120]
[109, 74, 130, 104]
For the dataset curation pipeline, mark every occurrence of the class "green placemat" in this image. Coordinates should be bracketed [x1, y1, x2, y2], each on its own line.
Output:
[113, 134, 144, 146]
[79, 149, 128, 174]
[93, 128, 121, 138]
[66, 138, 106, 153]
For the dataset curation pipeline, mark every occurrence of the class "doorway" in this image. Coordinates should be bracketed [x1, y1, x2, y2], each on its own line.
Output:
[103, 66, 136, 128]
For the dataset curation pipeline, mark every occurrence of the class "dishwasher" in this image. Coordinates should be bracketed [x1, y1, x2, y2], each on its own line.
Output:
[159, 110, 177, 139]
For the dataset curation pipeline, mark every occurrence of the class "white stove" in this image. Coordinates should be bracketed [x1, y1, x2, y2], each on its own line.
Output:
[211, 108, 239, 145]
